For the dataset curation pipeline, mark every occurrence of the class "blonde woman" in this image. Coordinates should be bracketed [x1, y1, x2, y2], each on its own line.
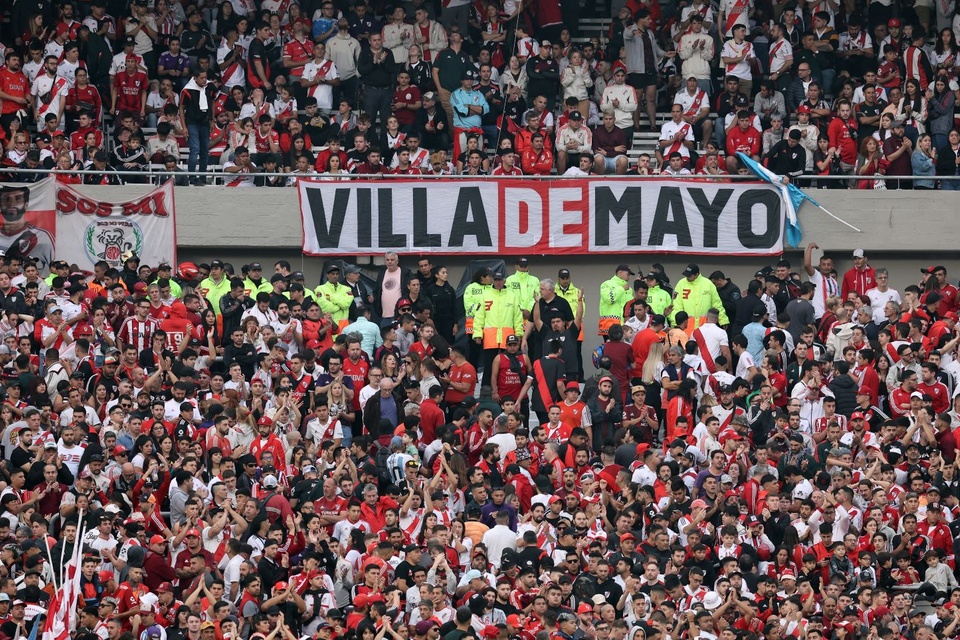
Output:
[640, 340, 666, 438]
[560, 49, 593, 119]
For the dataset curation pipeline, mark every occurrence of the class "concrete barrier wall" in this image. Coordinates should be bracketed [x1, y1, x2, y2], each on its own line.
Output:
[71, 185, 945, 253]
[69, 184, 960, 351]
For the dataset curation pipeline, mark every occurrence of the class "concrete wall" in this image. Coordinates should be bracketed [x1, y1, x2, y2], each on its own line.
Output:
[70, 184, 960, 353]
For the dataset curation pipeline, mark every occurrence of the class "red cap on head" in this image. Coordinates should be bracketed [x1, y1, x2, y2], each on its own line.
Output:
[73, 322, 94, 336]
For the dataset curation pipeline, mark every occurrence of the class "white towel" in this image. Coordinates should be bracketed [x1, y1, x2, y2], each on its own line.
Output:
[184, 78, 208, 112]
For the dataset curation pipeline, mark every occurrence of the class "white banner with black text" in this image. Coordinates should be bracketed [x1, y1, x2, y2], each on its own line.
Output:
[298, 178, 787, 256]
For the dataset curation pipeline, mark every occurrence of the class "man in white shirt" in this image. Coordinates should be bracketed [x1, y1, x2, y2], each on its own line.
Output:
[865, 268, 901, 323]
[802, 242, 839, 320]
[767, 23, 794, 89]
[691, 309, 730, 373]
[301, 42, 339, 111]
[673, 76, 713, 146]
[480, 512, 517, 569]
[656, 103, 694, 166]
[732, 335, 758, 381]
[720, 24, 756, 96]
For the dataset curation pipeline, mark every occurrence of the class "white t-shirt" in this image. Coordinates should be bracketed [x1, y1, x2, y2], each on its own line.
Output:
[301, 58, 340, 111]
[721, 39, 754, 81]
[735, 350, 756, 379]
[659, 119, 695, 158]
[866, 287, 901, 324]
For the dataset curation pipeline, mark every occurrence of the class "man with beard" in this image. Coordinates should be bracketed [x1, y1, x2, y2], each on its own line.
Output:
[269, 300, 302, 356]
[0, 186, 54, 271]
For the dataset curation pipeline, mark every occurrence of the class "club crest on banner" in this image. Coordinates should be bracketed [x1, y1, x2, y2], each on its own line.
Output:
[84, 219, 145, 267]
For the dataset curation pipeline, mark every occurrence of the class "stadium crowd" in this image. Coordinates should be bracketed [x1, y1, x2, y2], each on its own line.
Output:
[0, 240, 942, 640]
[5, 0, 960, 185]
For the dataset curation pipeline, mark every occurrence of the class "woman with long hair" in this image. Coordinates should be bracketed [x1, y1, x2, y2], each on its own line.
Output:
[897, 78, 928, 143]
[831, 80, 856, 113]
[912, 133, 938, 188]
[481, 4, 507, 69]
[204, 446, 224, 483]
[379, 115, 405, 165]
[197, 309, 223, 367]
[321, 154, 348, 179]
[425, 265, 458, 344]
[23, 378, 47, 409]
[327, 381, 355, 426]
[401, 351, 423, 384]
[874, 112, 895, 145]
[640, 341, 665, 419]
[131, 434, 159, 471]
[380, 352, 400, 381]
[213, 2, 237, 37]
[857, 517, 881, 554]
[223, 117, 256, 165]
[87, 382, 111, 424]
[23, 14, 51, 48]
[283, 133, 314, 172]
[856, 136, 883, 189]
[416, 512, 439, 547]
[933, 28, 959, 76]
[874, 355, 890, 413]
[155, 430, 176, 461]
[927, 75, 956, 149]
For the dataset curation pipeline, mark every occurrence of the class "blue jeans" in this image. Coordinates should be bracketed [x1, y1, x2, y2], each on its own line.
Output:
[187, 123, 209, 181]
[820, 69, 836, 97]
[942, 177, 960, 190]
[482, 124, 501, 148]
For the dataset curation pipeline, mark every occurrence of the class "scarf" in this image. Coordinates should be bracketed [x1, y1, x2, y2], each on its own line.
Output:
[184, 77, 208, 112]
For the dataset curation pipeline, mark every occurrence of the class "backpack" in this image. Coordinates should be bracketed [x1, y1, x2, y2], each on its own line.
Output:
[591, 343, 605, 369]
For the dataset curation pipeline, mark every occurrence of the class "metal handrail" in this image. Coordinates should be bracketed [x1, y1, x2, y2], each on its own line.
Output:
[0, 167, 953, 182]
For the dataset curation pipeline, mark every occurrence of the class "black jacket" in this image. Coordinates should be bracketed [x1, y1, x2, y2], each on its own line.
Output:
[180, 81, 219, 125]
[412, 106, 449, 139]
[356, 48, 395, 87]
[936, 144, 960, 176]
[219, 293, 253, 337]
[362, 389, 403, 440]
[223, 341, 258, 379]
[829, 373, 859, 417]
